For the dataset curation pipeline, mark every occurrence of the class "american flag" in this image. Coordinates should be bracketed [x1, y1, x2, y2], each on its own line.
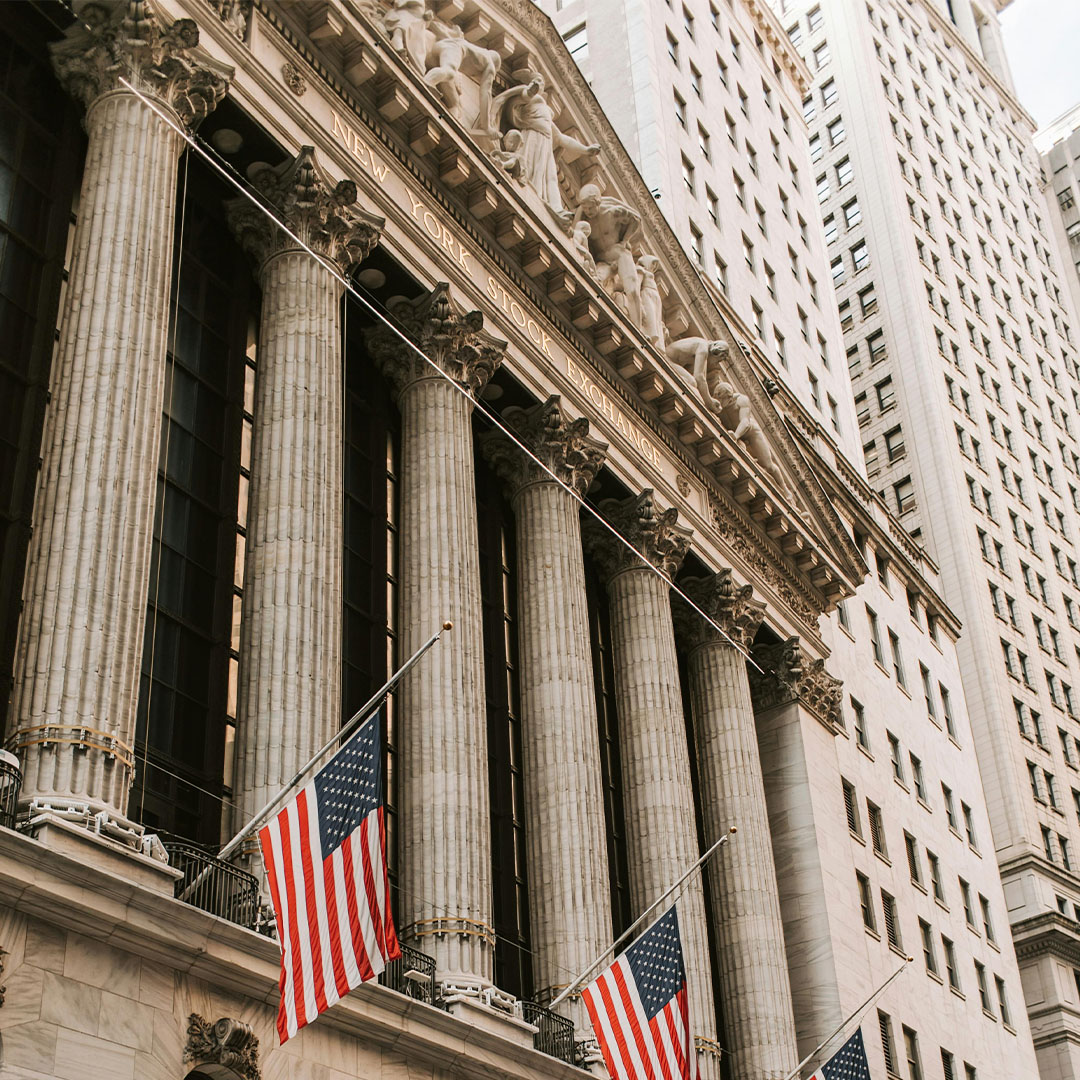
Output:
[808, 1028, 872, 1080]
[583, 906, 693, 1080]
[259, 713, 399, 1043]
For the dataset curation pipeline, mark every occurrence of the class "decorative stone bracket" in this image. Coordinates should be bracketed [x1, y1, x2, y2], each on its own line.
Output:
[184, 1014, 259, 1080]
[748, 637, 844, 730]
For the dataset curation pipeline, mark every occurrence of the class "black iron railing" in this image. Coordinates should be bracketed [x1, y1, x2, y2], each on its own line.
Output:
[0, 750, 21, 830]
[521, 1001, 576, 1066]
[164, 841, 260, 929]
[379, 943, 437, 1006]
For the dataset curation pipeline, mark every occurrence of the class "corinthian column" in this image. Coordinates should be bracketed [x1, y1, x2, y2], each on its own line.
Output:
[8, 1, 229, 822]
[673, 572, 798, 1080]
[365, 286, 505, 993]
[481, 396, 611, 1035]
[226, 148, 383, 860]
[583, 491, 721, 1080]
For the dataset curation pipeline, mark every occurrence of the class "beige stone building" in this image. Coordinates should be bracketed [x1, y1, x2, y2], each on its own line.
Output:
[1039, 105, 1080, 348]
[0, 2, 1037, 1080]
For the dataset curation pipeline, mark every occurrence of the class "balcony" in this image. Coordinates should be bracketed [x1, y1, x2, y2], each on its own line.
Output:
[378, 942, 437, 1006]
[164, 839, 260, 929]
[521, 1001, 576, 1067]
[0, 750, 21, 830]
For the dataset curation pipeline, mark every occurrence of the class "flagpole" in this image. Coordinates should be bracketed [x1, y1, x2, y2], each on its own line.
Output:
[548, 825, 738, 1011]
[781, 955, 913, 1080]
[215, 621, 452, 865]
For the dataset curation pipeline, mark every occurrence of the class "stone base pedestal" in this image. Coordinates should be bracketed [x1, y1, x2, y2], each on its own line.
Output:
[27, 811, 182, 897]
[444, 994, 538, 1048]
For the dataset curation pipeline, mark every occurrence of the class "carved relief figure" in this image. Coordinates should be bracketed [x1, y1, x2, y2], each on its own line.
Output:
[572, 183, 643, 325]
[424, 21, 501, 127]
[667, 336, 730, 411]
[636, 254, 664, 351]
[491, 129, 527, 183]
[492, 72, 600, 212]
[713, 381, 793, 496]
[383, 0, 432, 72]
[572, 219, 598, 278]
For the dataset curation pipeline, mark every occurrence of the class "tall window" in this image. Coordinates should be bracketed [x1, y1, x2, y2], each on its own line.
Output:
[476, 454, 531, 999]
[133, 168, 250, 843]
[342, 341, 400, 892]
[0, 10, 81, 734]
[586, 561, 632, 937]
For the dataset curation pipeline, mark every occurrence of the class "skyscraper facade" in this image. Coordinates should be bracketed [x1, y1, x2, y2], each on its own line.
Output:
[773, 1, 1080, 1076]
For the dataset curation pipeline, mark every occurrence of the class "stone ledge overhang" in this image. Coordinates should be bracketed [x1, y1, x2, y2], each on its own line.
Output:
[0, 826, 591, 1080]
[1009, 910, 1080, 967]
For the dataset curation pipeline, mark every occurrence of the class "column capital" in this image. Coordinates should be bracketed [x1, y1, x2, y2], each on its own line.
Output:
[480, 395, 607, 499]
[583, 489, 691, 583]
[50, 0, 231, 125]
[364, 283, 506, 399]
[227, 147, 384, 276]
[673, 569, 766, 652]
[748, 637, 844, 729]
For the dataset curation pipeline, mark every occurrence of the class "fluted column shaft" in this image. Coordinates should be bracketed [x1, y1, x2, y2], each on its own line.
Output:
[397, 373, 491, 986]
[687, 638, 797, 1080]
[606, 567, 719, 1076]
[515, 489, 611, 1028]
[10, 90, 186, 816]
[482, 396, 611, 1029]
[234, 253, 343, 826]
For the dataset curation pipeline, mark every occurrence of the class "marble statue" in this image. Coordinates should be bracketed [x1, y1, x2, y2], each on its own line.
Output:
[667, 336, 730, 412]
[383, 0, 432, 72]
[714, 381, 793, 496]
[572, 183, 643, 325]
[491, 129, 527, 183]
[491, 72, 600, 212]
[424, 21, 501, 127]
[637, 254, 664, 351]
[572, 219, 598, 278]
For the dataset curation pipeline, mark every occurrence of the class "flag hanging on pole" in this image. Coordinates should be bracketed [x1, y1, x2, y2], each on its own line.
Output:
[807, 1028, 872, 1080]
[259, 712, 400, 1043]
[582, 905, 694, 1080]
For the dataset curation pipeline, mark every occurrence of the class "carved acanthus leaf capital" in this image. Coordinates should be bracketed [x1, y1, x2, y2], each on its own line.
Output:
[673, 569, 765, 652]
[583, 489, 691, 583]
[184, 1014, 259, 1080]
[481, 395, 607, 498]
[365, 283, 506, 399]
[50, 1, 232, 126]
[748, 637, 844, 730]
[227, 146, 384, 275]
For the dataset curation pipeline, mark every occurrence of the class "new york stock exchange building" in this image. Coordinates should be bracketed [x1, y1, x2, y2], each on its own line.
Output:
[0, 2, 1039, 1080]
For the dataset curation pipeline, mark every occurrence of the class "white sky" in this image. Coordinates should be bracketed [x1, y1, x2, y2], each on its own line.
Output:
[999, 0, 1080, 130]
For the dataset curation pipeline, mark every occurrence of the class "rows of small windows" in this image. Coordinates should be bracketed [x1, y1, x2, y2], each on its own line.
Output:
[878, 1007, 982, 1080]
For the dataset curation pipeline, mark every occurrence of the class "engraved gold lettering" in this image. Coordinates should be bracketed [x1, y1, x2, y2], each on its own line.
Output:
[407, 190, 424, 219]
[509, 300, 527, 328]
[422, 210, 442, 240]
[487, 276, 500, 302]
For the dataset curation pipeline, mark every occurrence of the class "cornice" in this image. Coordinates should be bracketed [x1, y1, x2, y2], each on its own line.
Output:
[1010, 910, 1080, 967]
[742, 0, 811, 97]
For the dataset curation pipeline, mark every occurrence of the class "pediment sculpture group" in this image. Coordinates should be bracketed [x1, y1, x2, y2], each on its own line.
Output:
[374, 0, 791, 496]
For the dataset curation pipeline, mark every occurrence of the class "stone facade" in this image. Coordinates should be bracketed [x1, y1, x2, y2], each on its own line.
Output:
[0, 3, 1040, 1080]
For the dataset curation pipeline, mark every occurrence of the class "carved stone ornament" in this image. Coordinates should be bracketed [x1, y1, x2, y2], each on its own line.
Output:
[481, 394, 607, 498]
[583, 488, 692, 583]
[203, 0, 250, 39]
[364, 282, 506, 399]
[281, 61, 306, 96]
[226, 146, 384, 275]
[49, 0, 231, 126]
[672, 569, 766, 653]
[184, 1014, 259, 1080]
[747, 637, 844, 729]
[708, 492, 823, 628]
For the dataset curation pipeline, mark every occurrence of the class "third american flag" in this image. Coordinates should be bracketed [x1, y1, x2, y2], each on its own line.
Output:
[583, 906, 693, 1080]
[259, 713, 399, 1043]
